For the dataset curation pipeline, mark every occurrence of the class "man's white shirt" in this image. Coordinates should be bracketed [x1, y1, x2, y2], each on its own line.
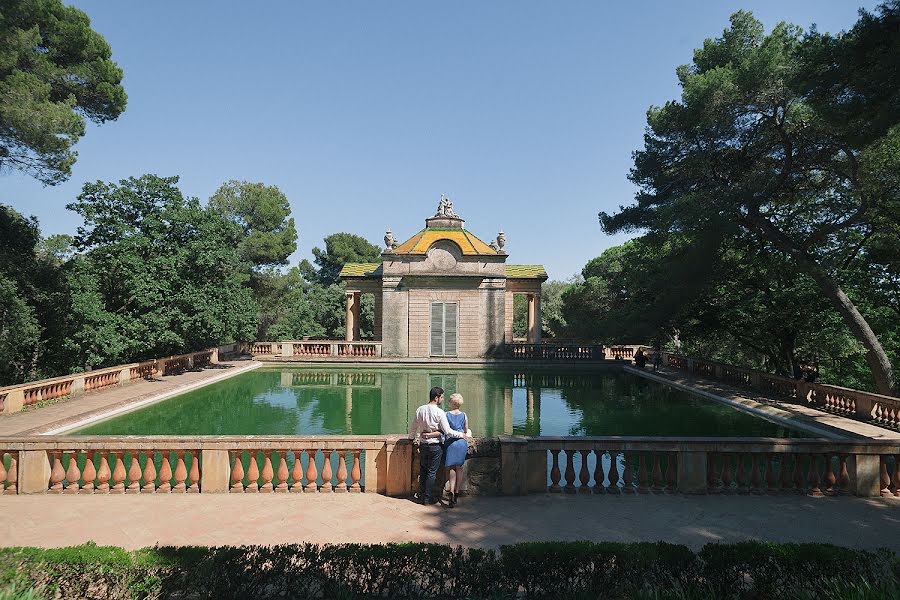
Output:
[409, 403, 466, 444]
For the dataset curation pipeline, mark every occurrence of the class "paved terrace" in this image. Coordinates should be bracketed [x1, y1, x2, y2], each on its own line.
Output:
[2, 493, 899, 550]
[0, 358, 260, 436]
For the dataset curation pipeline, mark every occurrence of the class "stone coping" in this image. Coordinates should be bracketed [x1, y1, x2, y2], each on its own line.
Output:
[0, 434, 403, 450]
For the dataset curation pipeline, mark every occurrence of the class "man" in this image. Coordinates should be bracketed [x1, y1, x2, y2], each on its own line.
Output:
[409, 386, 466, 504]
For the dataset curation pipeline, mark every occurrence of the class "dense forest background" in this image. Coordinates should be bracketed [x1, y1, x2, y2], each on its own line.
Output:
[1, 1, 897, 394]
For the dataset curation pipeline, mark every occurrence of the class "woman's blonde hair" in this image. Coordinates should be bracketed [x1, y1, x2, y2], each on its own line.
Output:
[448, 393, 464, 408]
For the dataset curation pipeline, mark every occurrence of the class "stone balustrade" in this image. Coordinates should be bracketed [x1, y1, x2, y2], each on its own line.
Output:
[3, 435, 898, 499]
[505, 343, 606, 360]
[0, 436, 412, 496]
[504, 437, 898, 497]
[0, 345, 238, 415]
[659, 352, 900, 429]
[253, 341, 383, 359]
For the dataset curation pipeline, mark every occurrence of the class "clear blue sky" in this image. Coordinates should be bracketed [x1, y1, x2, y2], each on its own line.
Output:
[2, 1, 878, 279]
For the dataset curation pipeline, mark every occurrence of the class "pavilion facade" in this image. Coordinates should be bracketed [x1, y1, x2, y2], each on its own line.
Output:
[339, 199, 547, 358]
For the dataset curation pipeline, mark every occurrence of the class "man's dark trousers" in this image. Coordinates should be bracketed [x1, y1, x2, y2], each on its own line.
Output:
[419, 443, 443, 502]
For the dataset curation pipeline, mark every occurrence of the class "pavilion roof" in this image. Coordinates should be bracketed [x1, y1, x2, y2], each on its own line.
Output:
[505, 264, 548, 279]
[339, 263, 381, 277]
[391, 228, 499, 256]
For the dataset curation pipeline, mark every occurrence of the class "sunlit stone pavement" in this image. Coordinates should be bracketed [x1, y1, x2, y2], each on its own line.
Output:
[2, 492, 899, 550]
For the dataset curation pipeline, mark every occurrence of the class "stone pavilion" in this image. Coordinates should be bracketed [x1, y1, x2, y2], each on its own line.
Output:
[339, 198, 547, 358]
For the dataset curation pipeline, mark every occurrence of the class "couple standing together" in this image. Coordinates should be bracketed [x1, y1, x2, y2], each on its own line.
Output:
[408, 386, 471, 507]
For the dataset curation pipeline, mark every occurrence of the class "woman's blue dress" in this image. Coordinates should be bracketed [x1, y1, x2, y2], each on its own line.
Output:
[443, 411, 468, 467]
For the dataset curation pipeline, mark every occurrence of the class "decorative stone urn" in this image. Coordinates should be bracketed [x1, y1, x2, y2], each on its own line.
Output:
[496, 231, 506, 253]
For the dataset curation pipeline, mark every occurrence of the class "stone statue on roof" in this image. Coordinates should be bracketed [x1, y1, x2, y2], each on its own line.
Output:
[384, 230, 396, 252]
[436, 194, 458, 218]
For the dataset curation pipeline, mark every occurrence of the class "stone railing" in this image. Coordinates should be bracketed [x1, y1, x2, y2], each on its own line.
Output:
[0, 345, 239, 415]
[0, 436, 412, 496]
[3, 436, 899, 498]
[658, 352, 900, 430]
[502, 436, 899, 497]
[504, 343, 606, 360]
[253, 341, 383, 359]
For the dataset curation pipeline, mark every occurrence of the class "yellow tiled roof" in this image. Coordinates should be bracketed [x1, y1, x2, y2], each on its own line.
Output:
[506, 264, 548, 279]
[339, 263, 381, 277]
[392, 228, 499, 256]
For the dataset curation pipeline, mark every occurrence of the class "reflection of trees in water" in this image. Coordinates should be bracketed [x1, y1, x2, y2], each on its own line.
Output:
[289, 378, 383, 435]
[79, 371, 302, 435]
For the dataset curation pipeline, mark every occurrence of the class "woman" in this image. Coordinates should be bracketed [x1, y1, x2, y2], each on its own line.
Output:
[443, 392, 469, 508]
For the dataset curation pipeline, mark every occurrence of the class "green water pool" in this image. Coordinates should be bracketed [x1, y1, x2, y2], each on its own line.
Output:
[72, 367, 807, 437]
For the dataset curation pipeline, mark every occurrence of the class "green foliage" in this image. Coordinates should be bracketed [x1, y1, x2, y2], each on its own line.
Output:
[64, 175, 257, 368]
[598, 6, 900, 392]
[208, 180, 297, 270]
[540, 279, 575, 339]
[303, 232, 381, 286]
[0, 541, 895, 599]
[0, 0, 127, 184]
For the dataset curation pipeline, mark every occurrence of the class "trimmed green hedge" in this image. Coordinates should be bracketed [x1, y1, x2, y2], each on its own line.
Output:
[0, 541, 897, 599]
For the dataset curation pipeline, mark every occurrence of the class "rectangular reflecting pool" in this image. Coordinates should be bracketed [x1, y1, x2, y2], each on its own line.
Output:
[72, 367, 808, 437]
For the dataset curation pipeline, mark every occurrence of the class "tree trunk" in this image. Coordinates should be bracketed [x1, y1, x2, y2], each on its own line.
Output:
[748, 214, 896, 395]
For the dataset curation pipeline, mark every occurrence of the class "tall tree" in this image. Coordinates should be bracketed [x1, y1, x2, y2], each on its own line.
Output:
[0, 0, 127, 184]
[66, 175, 257, 368]
[208, 181, 298, 270]
[600, 7, 900, 394]
[300, 233, 381, 286]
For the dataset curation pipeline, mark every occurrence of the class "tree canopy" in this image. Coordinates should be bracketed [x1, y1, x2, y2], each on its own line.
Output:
[208, 181, 298, 270]
[300, 232, 381, 286]
[0, 0, 127, 184]
[599, 5, 900, 394]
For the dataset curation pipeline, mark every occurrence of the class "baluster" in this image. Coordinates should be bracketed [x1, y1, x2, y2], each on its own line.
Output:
[290, 450, 304, 493]
[246, 451, 260, 493]
[578, 449, 591, 494]
[707, 453, 720, 493]
[95, 453, 110, 494]
[158, 451, 172, 493]
[622, 452, 634, 494]
[881, 456, 892, 497]
[721, 454, 734, 494]
[822, 453, 836, 495]
[780, 454, 793, 494]
[637, 453, 649, 494]
[808, 455, 823, 497]
[172, 451, 187, 493]
[127, 452, 142, 494]
[735, 454, 748, 494]
[275, 450, 289, 493]
[110, 452, 125, 494]
[230, 451, 245, 493]
[304, 450, 318, 492]
[49, 451, 65, 494]
[187, 451, 200, 493]
[0, 454, 8, 494]
[893, 455, 900, 497]
[792, 454, 806, 494]
[80, 452, 96, 494]
[564, 449, 576, 494]
[838, 454, 850, 495]
[349, 450, 362, 492]
[749, 454, 762, 495]
[320, 450, 333, 492]
[606, 451, 620, 494]
[335, 451, 348, 492]
[665, 453, 676, 493]
[260, 450, 274, 493]
[3, 454, 15, 495]
[64, 451, 81, 494]
[549, 449, 562, 492]
[651, 453, 664, 492]
[142, 451, 157, 493]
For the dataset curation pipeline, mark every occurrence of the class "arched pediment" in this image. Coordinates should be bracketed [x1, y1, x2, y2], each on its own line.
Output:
[425, 239, 463, 271]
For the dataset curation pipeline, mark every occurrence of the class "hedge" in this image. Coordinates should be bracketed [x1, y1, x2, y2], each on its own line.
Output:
[0, 541, 897, 599]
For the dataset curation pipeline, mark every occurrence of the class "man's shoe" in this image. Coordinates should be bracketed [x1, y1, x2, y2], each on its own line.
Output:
[425, 497, 439, 505]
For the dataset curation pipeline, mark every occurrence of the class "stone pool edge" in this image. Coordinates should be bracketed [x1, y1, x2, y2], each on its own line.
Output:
[624, 366, 850, 441]
[41, 361, 263, 435]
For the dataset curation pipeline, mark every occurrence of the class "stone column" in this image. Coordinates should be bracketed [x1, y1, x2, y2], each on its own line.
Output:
[200, 450, 230, 493]
[500, 436, 529, 495]
[373, 292, 383, 341]
[18, 450, 51, 494]
[526, 294, 541, 344]
[345, 292, 359, 341]
[526, 294, 536, 343]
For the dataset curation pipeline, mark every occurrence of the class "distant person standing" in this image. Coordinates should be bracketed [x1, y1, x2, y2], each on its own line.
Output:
[651, 349, 662, 372]
[409, 387, 466, 505]
[634, 348, 647, 369]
